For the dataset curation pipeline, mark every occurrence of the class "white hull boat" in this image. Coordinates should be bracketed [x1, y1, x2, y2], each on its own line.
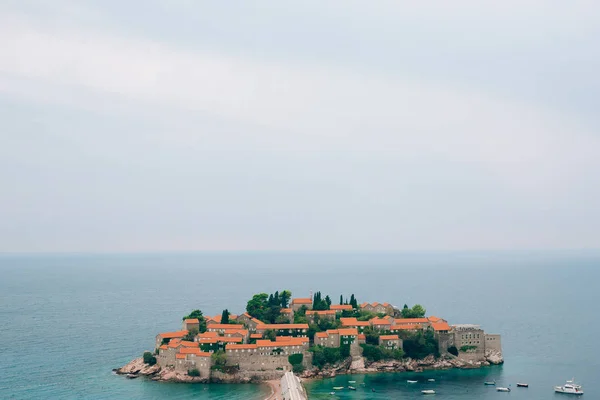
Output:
[555, 379, 583, 395]
[422, 389, 436, 395]
[497, 387, 511, 392]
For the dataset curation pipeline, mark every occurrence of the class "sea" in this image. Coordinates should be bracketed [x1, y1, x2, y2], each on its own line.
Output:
[0, 251, 598, 400]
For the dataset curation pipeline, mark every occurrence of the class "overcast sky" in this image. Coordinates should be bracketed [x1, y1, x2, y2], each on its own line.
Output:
[1, 0, 599, 252]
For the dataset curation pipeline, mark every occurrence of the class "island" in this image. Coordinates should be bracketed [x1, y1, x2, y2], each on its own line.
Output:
[117, 290, 503, 385]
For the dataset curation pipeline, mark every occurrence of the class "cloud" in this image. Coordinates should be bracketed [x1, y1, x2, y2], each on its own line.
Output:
[0, 3, 599, 252]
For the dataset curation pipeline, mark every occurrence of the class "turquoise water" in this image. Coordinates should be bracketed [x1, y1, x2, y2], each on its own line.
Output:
[1, 251, 598, 399]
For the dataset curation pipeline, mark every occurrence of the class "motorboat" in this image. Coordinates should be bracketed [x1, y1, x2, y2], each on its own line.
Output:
[348, 386, 356, 390]
[332, 386, 344, 390]
[422, 389, 436, 395]
[497, 387, 511, 392]
[484, 380, 496, 385]
[554, 379, 583, 395]
[407, 380, 418, 384]
[428, 378, 436, 382]
[348, 380, 356, 383]
[517, 382, 529, 387]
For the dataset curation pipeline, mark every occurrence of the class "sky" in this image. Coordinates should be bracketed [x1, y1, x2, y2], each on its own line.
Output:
[1, 0, 599, 252]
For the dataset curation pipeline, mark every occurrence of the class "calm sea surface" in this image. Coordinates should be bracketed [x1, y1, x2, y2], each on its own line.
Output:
[0, 251, 598, 399]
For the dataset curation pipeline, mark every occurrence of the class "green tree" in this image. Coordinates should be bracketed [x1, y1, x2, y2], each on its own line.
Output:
[188, 368, 200, 376]
[403, 329, 439, 359]
[264, 329, 277, 341]
[184, 326, 200, 341]
[182, 309, 207, 333]
[246, 293, 269, 320]
[211, 350, 227, 371]
[221, 309, 230, 324]
[349, 294, 358, 309]
[339, 295, 344, 305]
[325, 295, 332, 308]
[401, 304, 426, 318]
[280, 290, 292, 308]
[143, 351, 157, 365]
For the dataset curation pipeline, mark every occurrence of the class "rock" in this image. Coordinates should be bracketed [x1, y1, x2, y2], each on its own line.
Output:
[485, 350, 504, 365]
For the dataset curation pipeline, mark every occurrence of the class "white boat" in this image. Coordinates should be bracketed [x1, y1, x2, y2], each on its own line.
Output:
[497, 387, 511, 392]
[428, 379, 436, 382]
[407, 380, 418, 384]
[554, 379, 584, 395]
[422, 389, 436, 395]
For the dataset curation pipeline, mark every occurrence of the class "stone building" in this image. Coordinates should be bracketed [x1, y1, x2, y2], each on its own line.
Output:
[340, 318, 370, 333]
[360, 302, 394, 315]
[338, 328, 358, 345]
[379, 334, 402, 349]
[206, 324, 244, 334]
[255, 324, 309, 337]
[330, 304, 353, 313]
[306, 310, 336, 323]
[156, 339, 212, 377]
[370, 317, 393, 331]
[314, 330, 340, 347]
[225, 337, 311, 375]
[290, 298, 313, 311]
[280, 308, 294, 323]
[182, 318, 200, 331]
[155, 330, 188, 349]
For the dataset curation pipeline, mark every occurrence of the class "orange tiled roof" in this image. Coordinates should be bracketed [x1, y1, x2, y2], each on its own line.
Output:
[205, 315, 222, 322]
[175, 353, 186, 359]
[184, 318, 200, 324]
[198, 331, 219, 338]
[224, 329, 248, 335]
[291, 298, 312, 304]
[275, 336, 309, 343]
[337, 328, 358, 336]
[158, 330, 188, 339]
[315, 332, 328, 338]
[226, 344, 257, 350]
[207, 324, 244, 330]
[255, 324, 309, 330]
[280, 308, 292, 313]
[370, 317, 392, 325]
[330, 305, 353, 310]
[179, 341, 198, 347]
[250, 333, 263, 339]
[256, 338, 307, 347]
[218, 337, 243, 343]
[394, 318, 429, 324]
[340, 318, 370, 327]
[390, 324, 420, 331]
[168, 339, 183, 348]
[306, 310, 336, 315]
[159, 345, 168, 350]
[358, 334, 366, 340]
[431, 321, 451, 331]
[380, 335, 399, 340]
[428, 316, 443, 322]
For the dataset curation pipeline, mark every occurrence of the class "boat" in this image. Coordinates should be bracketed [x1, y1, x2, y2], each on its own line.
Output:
[428, 379, 436, 382]
[126, 374, 138, 379]
[484, 381, 496, 385]
[407, 380, 418, 384]
[348, 380, 356, 383]
[517, 383, 529, 387]
[554, 379, 584, 395]
[497, 387, 511, 392]
[348, 386, 356, 390]
[332, 386, 344, 390]
[422, 389, 436, 395]
[329, 392, 335, 395]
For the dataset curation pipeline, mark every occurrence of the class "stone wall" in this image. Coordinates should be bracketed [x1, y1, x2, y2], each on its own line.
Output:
[484, 334, 502, 352]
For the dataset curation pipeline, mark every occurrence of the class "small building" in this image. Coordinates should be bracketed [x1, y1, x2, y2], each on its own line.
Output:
[155, 330, 188, 349]
[338, 328, 358, 345]
[393, 318, 430, 329]
[182, 318, 200, 331]
[206, 324, 245, 334]
[360, 302, 394, 315]
[370, 317, 393, 331]
[357, 334, 366, 345]
[340, 317, 370, 333]
[305, 310, 336, 323]
[291, 298, 313, 311]
[280, 308, 294, 323]
[255, 324, 309, 337]
[330, 304, 353, 313]
[314, 330, 340, 348]
[379, 334, 402, 349]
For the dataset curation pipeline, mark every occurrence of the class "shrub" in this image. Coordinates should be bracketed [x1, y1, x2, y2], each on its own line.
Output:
[460, 345, 477, 353]
[288, 353, 303, 366]
[402, 329, 439, 359]
[292, 363, 305, 373]
[448, 346, 459, 356]
[143, 351, 157, 365]
[188, 368, 200, 377]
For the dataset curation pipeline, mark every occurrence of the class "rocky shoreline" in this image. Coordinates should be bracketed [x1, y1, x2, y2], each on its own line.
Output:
[115, 350, 503, 384]
[301, 350, 504, 380]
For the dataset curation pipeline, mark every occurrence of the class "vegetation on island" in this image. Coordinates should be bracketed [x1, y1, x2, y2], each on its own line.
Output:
[176, 290, 438, 373]
[143, 351, 157, 365]
[460, 345, 478, 353]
